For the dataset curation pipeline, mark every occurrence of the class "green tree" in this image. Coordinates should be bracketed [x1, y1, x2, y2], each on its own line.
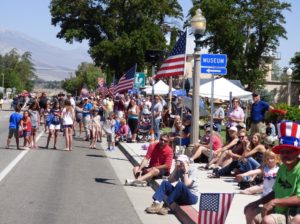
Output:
[62, 62, 104, 95]
[0, 49, 36, 93]
[49, 0, 182, 80]
[189, 0, 290, 91]
[289, 52, 300, 80]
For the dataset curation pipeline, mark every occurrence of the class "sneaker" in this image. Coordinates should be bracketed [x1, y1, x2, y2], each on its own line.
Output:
[145, 202, 162, 214]
[125, 178, 135, 186]
[105, 147, 110, 151]
[157, 206, 169, 215]
[133, 180, 147, 187]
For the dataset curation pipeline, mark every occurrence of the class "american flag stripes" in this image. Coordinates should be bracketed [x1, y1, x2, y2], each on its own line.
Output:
[114, 64, 137, 94]
[198, 193, 234, 224]
[154, 31, 187, 79]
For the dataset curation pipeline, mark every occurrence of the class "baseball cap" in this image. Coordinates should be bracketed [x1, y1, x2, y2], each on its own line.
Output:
[237, 122, 246, 129]
[176, 154, 189, 163]
[229, 126, 238, 132]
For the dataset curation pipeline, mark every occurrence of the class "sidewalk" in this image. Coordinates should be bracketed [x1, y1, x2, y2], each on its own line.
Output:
[118, 142, 260, 224]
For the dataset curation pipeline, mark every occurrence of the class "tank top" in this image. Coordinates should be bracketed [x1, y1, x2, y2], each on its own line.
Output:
[262, 165, 279, 196]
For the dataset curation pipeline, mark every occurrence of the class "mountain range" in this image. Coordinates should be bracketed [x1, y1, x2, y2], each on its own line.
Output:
[0, 28, 92, 81]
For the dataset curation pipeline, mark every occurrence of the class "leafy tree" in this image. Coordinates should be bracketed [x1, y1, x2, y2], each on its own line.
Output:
[289, 52, 300, 80]
[49, 0, 183, 80]
[189, 0, 290, 91]
[62, 62, 104, 95]
[0, 49, 36, 93]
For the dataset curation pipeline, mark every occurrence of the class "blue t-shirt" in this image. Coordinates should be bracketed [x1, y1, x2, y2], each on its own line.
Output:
[251, 100, 269, 123]
[9, 112, 23, 129]
[82, 103, 92, 117]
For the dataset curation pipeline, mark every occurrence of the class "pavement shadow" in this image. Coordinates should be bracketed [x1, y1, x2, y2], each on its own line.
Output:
[86, 154, 107, 158]
[86, 154, 128, 162]
[95, 178, 117, 185]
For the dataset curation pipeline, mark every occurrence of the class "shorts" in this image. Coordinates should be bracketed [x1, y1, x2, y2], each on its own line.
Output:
[141, 167, 170, 178]
[49, 124, 61, 130]
[106, 133, 115, 143]
[255, 212, 290, 224]
[23, 131, 31, 137]
[8, 128, 18, 138]
[250, 122, 266, 135]
[200, 147, 214, 157]
[63, 125, 73, 129]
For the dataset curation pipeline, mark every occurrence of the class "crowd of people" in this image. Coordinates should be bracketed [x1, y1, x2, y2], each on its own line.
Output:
[4, 90, 300, 223]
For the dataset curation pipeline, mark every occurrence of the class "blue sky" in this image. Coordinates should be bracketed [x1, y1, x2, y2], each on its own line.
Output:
[0, 0, 299, 68]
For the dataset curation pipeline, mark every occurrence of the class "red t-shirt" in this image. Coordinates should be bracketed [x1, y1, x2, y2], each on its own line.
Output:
[22, 117, 32, 132]
[207, 134, 223, 151]
[145, 142, 173, 172]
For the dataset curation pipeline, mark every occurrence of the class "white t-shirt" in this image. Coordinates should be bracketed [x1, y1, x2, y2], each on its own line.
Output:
[62, 108, 74, 125]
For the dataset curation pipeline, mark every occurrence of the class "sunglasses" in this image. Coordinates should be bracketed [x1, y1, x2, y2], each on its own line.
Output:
[160, 138, 168, 143]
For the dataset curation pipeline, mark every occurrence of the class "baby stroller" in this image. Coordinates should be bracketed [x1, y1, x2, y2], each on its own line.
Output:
[137, 108, 152, 142]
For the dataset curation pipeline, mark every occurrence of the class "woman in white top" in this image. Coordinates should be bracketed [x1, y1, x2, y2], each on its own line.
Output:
[62, 100, 75, 151]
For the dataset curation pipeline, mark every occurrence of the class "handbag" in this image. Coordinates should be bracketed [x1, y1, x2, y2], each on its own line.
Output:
[18, 130, 23, 138]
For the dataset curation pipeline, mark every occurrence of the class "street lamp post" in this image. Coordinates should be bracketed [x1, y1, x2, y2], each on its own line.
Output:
[189, 9, 206, 151]
[287, 68, 293, 106]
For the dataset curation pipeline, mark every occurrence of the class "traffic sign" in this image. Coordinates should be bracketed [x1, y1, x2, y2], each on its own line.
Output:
[134, 72, 145, 88]
[201, 67, 227, 75]
[201, 54, 227, 67]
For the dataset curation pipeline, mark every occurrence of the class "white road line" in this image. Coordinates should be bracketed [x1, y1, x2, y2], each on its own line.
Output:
[0, 131, 44, 183]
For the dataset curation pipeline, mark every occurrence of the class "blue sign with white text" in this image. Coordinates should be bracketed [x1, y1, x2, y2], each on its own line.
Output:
[201, 67, 227, 75]
[201, 54, 227, 68]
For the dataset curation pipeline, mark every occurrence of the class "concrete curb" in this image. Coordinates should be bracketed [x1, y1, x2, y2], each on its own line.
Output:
[118, 143, 198, 224]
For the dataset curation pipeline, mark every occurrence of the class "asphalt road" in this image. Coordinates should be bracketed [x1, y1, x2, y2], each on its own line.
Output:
[0, 107, 141, 224]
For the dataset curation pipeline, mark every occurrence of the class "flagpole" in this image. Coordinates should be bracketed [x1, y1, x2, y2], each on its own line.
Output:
[179, 29, 188, 150]
[151, 65, 155, 142]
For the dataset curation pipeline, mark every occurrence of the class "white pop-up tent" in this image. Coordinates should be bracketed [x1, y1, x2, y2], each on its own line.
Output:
[144, 80, 175, 95]
[199, 77, 252, 100]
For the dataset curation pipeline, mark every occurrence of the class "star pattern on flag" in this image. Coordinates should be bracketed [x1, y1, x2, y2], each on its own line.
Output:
[294, 140, 299, 146]
[200, 193, 219, 212]
[169, 31, 186, 56]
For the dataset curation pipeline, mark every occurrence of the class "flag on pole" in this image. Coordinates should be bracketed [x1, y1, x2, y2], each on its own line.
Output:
[114, 64, 137, 94]
[154, 31, 187, 79]
[198, 193, 234, 224]
[108, 82, 115, 95]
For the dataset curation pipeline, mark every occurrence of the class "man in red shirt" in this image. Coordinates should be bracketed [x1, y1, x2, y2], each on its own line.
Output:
[125, 133, 173, 187]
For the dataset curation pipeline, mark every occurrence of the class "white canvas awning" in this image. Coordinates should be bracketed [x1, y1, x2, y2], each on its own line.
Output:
[199, 77, 252, 100]
[144, 80, 175, 95]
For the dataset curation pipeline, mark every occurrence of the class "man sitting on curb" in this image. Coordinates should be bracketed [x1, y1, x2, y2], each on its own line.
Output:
[189, 125, 223, 163]
[125, 133, 173, 187]
[244, 121, 300, 224]
[145, 154, 199, 215]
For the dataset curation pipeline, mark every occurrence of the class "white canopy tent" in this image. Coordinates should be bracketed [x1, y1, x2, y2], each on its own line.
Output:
[199, 77, 252, 100]
[144, 80, 175, 95]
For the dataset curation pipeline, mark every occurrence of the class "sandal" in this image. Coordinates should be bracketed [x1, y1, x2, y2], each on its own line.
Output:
[207, 173, 220, 178]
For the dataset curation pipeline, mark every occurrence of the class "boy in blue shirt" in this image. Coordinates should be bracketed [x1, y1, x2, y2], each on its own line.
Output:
[6, 105, 23, 149]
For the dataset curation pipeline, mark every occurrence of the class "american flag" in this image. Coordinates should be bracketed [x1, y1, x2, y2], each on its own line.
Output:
[154, 31, 187, 79]
[114, 64, 137, 94]
[107, 82, 115, 95]
[198, 193, 234, 224]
